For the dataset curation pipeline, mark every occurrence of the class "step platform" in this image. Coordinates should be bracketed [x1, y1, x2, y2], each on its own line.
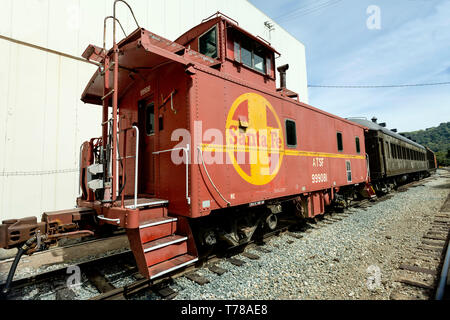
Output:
[125, 201, 198, 280]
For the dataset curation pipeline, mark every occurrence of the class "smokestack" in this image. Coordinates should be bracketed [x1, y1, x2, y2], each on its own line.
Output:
[391, 129, 397, 133]
[277, 64, 289, 89]
[379, 122, 386, 127]
[371, 117, 378, 123]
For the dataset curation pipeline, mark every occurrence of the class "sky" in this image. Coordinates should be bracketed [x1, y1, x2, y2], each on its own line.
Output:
[249, 0, 450, 132]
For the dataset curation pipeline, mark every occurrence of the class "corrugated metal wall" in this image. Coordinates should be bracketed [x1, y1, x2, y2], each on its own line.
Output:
[0, 0, 308, 221]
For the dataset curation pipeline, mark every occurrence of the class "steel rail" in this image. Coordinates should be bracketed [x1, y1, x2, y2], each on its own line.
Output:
[435, 226, 450, 300]
[1, 249, 133, 296]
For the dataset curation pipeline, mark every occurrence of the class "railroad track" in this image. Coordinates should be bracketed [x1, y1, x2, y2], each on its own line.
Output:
[1, 175, 441, 300]
[92, 192, 403, 301]
[390, 192, 450, 300]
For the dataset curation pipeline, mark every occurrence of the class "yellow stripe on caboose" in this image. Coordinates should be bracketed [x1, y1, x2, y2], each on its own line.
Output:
[201, 144, 365, 160]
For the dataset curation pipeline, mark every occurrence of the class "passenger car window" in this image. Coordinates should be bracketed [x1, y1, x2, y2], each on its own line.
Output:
[285, 120, 297, 147]
[199, 27, 218, 59]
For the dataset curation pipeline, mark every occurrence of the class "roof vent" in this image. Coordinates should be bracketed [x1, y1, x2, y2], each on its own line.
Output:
[371, 117, 378, 123]
[379, 122, 386, 127]
[391, 129, 397, 133]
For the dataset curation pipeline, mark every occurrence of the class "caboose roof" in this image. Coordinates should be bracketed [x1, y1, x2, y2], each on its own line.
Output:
[81, 28, 221, 106]
[174, 14, 280, 56]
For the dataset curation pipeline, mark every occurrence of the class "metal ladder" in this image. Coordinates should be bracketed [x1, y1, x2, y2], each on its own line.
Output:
[101, 0, 140, 202]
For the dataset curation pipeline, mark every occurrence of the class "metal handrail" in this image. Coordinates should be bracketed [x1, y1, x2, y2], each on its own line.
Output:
[197, 146, 231, 207]
[153, 145, 190, 204]
[103, 16, 127, 54]
[120, 126, 140, 209]
[98, 215, 120, 225]
[201, 11, 239, 26]
[78, 143, 84, 197]
[113, 0, 140, 45]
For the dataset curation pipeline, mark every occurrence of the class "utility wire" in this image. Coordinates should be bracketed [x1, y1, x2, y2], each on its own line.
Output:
[275, 0, 343, 23]
[308, 82, 450, 88]
[290, 0, 343, 20]
[272, 0, 322, 20]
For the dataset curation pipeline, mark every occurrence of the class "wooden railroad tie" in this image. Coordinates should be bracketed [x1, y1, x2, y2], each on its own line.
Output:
[421, 239, 445, 247]
[185, 272, 210, 285]
[157, 286, 178, 300]
[254, 246, 271, 253]
[208, 264, 227, 276]
[287, 232, 304, 239]
[399, 264, 437, 276]
[241, 252, 260, 260]
[423, 234, 447, 241]
[227, 257, 246, 266]
[418, 245, 443, 253]
[395, 276, 434, 290]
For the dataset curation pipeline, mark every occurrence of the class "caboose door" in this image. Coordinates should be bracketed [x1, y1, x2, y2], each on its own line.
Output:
[138, 98, 156, 195]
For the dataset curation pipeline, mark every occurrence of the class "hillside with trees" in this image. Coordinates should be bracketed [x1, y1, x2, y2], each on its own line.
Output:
[401, 122, 450, 166]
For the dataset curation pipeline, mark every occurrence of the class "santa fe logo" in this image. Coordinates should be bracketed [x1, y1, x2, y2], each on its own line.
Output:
[226, 93, 284, 186]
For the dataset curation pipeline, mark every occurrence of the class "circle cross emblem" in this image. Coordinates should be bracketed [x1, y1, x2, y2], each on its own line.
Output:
[226, 93, 284, 185]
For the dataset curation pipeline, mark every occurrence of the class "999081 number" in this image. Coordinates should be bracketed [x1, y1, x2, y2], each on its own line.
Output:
[312, 173, 327, 183]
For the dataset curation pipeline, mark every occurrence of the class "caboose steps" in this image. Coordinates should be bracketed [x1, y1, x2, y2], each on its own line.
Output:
[139, 217, 178, 243]
[125, 201, 198, 280]
[148, 254, 198, 280]
[143, 235, 188, 253]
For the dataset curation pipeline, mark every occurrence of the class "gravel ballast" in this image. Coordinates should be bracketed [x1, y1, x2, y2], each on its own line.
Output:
[168, 170, 449, 300]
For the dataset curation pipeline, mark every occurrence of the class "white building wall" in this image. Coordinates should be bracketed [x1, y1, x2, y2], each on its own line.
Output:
[0, 0, 308, 221]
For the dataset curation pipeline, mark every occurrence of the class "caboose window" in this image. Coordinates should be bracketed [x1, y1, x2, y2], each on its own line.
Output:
[145, 103, 155, 136]
[254, 46, 266, 73]
[241, 37, 252, 67]
[233, 33, 267, 74]
[285, 119, 297, 148]
[337, 132, 343, 152]
[346, 160, 352, 182]
[355, 137, 361, 154]
[199, 26, 218, 59]
[234, 41, 241, 63]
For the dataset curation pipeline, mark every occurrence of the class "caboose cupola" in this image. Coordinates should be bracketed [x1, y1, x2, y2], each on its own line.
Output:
[175, 13, 279, 90]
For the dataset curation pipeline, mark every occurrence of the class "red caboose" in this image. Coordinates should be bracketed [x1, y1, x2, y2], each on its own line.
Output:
[78, 12, 369, 279]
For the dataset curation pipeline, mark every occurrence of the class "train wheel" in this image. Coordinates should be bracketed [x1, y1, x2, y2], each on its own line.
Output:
[265, 214, 278, 231]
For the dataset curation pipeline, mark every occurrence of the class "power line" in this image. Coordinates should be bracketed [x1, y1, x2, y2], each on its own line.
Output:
[290, 0, 343, 20]
[275, 0, 343, 23]
[272, 0, 321, 20]
[308, 81, 450, 88]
